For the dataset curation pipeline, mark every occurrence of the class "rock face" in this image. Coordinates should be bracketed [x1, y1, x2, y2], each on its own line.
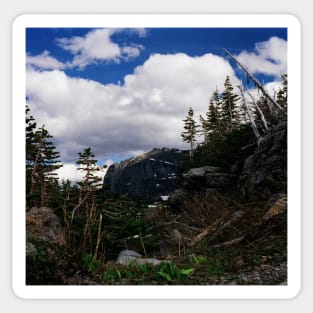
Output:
[239, 121, 287, 199]
[103, 148, 185, 200]
[26, 207, 65, 252]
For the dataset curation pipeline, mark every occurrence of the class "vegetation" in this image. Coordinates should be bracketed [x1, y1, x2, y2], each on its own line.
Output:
[181, 107, 199, 159]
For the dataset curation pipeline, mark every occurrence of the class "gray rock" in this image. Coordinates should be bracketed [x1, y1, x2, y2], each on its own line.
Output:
[168, 188, 190, 209]
[185, 167, 206, 177]
[205, 172, 230, 187]
[182, 166, 230, 190]
[239, 121, 287, 199]
[116, 249, 163, 265]
[26, 207, 65, 245]
[183, 166, 223, 178]
[26, 242, 37, 256]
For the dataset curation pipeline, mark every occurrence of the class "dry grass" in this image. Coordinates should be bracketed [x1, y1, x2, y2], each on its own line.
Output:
[180, 192, 230, 228]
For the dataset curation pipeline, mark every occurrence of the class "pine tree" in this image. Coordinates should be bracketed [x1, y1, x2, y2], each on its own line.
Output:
[221, 76, 240, 130]
[206, 89, 222, 134]
[276, 74, 287, 110]
[26, 106, 37, 201]
[26, 107, 62, 207]
[75, 147, 103, 254]
[76, 147, 102, 192]
[181, 107, 199, 159]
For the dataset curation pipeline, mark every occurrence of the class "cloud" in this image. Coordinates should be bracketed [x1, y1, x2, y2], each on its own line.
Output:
[55, 159, 113, 184]
[26, 52, 238, 165]
[26, 50, 65, 70]
[56, 28, 145, 69]
[236, 36, 287, 77]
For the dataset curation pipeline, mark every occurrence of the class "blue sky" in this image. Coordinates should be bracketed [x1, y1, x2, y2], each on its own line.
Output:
[26, 27, 287, 182]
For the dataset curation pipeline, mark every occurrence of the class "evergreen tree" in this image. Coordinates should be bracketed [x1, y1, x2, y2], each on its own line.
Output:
[276, 74, 288, 110]
[221, 76, 240, 130]
[76, 147, 102, 192]
[181, 107, 199, 159]
[26, 107, 62, 207]
[75, 147, 103, 254]
[206, 89, 222, 134]
[26, 106, 37, 201]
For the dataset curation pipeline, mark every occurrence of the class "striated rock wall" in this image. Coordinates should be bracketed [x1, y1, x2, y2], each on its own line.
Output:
[103, 148, 185, 200]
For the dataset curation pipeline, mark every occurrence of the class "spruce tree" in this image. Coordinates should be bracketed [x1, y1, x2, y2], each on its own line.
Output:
[76, 147, 102, 192]
[206, 89, 222, 134]
[181, 107, 199, 159]
[26, 107, 62, 207]
[26, 106, 37, 201]
[276, 74, 288, 110]
[221, 76, 240, 130]
[75, 147, 103, 254]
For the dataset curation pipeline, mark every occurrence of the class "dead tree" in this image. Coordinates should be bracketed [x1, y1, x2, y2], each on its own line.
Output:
[237, 83, 262, 145]
[247, 92, 269, 132]
[223, 48, 286, 116]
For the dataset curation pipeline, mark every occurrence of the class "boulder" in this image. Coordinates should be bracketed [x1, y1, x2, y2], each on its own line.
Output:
[168, 188, 190, 208]
[116, 249, 163, 265]
[182, 166, 230, 190]
[26, 207, 65, 245]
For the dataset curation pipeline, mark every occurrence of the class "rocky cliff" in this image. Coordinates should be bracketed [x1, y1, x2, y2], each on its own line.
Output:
[103, 148, 185, 200]
[238, 121, 287, 199]
[169, 121, 287, 206]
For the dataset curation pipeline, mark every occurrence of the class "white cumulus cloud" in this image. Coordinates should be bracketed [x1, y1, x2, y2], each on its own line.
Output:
[236, 36, 287, 78]
[26, 50, 65, 70]
[56, 28, 145, 69]
[26, 52, 238, 166]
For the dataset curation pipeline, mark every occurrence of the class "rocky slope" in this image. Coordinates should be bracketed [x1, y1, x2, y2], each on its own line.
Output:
[103, 148, 185, 200]
[169, 121, 287, 205]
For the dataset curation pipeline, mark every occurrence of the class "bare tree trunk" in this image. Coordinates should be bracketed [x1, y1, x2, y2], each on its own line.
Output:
[238, 84, 262, 144]
[223, 48, 286, 116]
[40, 179, 46, 207]
[70, 191, 90, 225]
[247, 92, 269, 131]
[93, 213, 103, 261]
[30, 133, 44, 195]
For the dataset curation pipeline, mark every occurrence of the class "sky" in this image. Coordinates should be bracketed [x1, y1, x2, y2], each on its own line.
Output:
[26, 27, 287, 182]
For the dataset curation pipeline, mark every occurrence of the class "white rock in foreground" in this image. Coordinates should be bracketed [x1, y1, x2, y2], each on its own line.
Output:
[117, 249, 163, 266]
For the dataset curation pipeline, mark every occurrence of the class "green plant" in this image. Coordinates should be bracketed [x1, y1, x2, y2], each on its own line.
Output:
[208, 259, 227, 276]
[155, 263, 194, 282]
[189, 255, 207, 268]
[102, 268, 122, 282]
[82, 253, 100, 273]
[124, 269, 134, 280]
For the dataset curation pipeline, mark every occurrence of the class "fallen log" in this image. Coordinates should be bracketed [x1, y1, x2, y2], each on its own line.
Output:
[189, 210, 245, 247]
[213, 235, 245, 248]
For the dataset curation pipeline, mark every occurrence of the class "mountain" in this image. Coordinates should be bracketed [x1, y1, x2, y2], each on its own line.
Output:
[103, 148, 185, 200]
